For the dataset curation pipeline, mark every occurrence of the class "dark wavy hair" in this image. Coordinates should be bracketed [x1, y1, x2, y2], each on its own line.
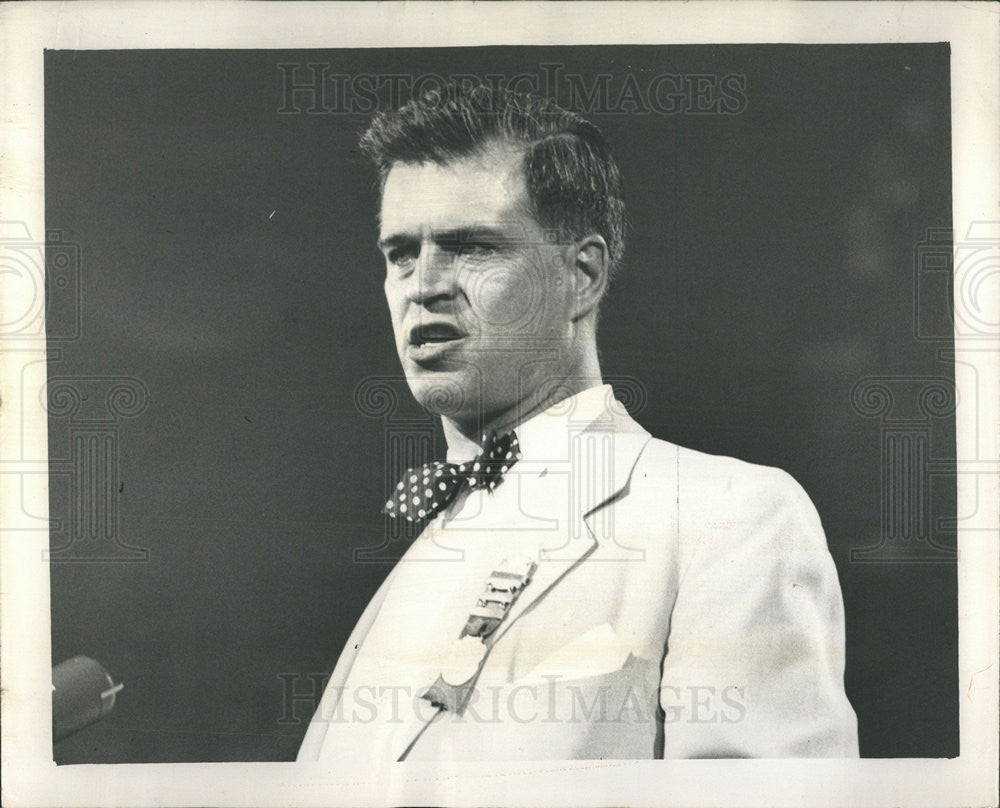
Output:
[359, 81, 626, 275]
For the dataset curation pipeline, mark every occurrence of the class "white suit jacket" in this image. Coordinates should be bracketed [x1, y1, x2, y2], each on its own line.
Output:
[298, 385, 858, 764]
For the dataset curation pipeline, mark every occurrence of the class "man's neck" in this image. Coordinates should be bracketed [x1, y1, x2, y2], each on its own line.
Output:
[441, 374, 603, 456]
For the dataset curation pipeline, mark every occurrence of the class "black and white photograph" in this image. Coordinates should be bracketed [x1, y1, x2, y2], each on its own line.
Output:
[1, 3, 997, 807]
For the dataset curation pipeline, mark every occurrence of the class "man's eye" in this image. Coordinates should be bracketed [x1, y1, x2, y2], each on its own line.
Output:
[387, 246, 418, 266]
[460, 242, 501, 257]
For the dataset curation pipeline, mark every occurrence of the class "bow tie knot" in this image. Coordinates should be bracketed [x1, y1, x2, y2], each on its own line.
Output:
[383, 431, 521, 525]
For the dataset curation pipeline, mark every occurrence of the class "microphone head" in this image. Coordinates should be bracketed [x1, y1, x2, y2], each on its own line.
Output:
[52, 656, 122, 743]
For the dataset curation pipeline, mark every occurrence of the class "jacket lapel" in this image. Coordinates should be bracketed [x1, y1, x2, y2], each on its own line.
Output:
[488, 406, 651, 644]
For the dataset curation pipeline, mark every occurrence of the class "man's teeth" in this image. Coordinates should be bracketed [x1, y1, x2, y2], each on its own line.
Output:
[416, 330, 461, 344]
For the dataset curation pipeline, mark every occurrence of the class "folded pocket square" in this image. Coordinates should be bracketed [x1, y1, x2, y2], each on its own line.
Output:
[518, 622, 634, 683]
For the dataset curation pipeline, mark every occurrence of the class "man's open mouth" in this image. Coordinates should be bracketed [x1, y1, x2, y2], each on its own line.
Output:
[408, 322, 466, 347]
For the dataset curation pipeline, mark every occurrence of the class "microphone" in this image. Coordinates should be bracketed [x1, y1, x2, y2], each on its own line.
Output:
[52, 656, 123, 743]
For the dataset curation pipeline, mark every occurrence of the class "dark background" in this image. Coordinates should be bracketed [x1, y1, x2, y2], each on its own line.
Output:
[45, 45, 957, 762]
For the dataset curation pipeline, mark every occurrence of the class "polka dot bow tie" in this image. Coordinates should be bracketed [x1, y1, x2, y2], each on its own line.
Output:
[383, 431, 522, 525]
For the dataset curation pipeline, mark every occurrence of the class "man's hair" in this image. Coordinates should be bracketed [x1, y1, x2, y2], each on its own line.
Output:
[359, 81, 626, 275]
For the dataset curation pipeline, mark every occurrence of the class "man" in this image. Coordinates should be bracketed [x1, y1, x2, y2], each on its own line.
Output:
[298, 82, 858, 765]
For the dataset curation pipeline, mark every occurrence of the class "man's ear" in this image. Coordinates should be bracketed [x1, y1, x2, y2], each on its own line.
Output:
[568, 234, 610, 321]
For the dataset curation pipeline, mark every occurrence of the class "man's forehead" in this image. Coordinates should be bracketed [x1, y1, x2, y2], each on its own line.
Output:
[379, 148, 533, 238]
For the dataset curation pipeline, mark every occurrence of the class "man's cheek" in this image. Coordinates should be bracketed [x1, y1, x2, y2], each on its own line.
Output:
[468, 267, 546, 336]
[383, 295, 406, 339]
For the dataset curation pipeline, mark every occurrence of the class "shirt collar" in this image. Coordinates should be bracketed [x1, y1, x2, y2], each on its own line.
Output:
[445, 384, 623, 466]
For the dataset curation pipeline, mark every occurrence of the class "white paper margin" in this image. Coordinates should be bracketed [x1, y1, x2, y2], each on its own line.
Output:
[1, 2, 997, 807]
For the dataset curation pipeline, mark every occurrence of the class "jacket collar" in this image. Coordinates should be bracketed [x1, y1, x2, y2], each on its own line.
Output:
[445, 384, 630, 465]
[505, 384, 651, 521]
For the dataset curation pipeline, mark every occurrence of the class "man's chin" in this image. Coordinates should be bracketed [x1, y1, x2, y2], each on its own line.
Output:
[406, 371, 482, 420]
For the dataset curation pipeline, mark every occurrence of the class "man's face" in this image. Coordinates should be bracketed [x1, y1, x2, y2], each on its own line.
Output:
[378, 144, 574, 425]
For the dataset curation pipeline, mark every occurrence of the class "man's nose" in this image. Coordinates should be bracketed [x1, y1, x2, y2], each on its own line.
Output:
[405, 243, 456, 304]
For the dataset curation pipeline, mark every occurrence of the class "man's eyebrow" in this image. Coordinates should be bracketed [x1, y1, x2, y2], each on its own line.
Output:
[433, 226, 518, 244]
[378, 226, 521, 252]
[376, 232, 417, 252]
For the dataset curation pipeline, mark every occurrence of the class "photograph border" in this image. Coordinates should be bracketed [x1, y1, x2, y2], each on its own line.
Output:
[1, 2, 997, 806]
